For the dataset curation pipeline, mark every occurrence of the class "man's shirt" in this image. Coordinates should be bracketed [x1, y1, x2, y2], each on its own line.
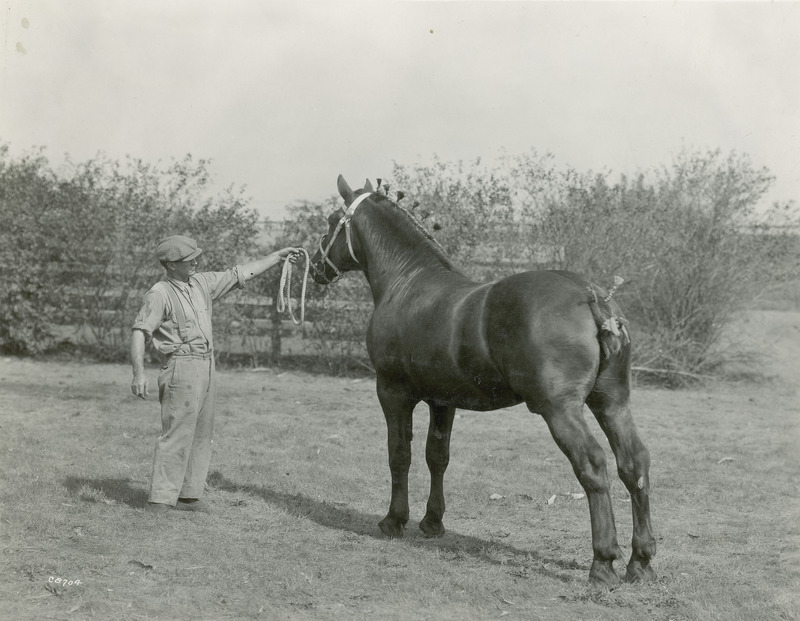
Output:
[132, 267, 246, 356]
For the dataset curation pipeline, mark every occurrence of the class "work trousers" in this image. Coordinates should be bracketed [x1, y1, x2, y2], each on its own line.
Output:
[149, 353, 216, 505]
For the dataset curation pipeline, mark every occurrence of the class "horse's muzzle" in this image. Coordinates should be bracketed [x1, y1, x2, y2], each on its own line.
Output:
[309, 258, 334, 285]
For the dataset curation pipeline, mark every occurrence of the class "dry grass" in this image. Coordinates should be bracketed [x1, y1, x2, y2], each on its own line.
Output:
[0, 352, 798, 620]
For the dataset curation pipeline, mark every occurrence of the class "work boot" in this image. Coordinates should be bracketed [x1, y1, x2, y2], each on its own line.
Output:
[145, 502, 172, 514]
[175, 498, 211, 514]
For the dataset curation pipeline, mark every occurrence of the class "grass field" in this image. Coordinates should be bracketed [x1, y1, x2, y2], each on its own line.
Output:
[1, 312, 798, 620]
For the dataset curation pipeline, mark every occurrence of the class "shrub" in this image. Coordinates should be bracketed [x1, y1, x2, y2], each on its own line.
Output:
[523, 149, 799, 383]
[0, 146, 261, 360]
[0, 146, 63, 354]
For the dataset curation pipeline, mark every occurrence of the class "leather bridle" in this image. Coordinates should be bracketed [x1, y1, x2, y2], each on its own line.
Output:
[313, 192, 372, 284]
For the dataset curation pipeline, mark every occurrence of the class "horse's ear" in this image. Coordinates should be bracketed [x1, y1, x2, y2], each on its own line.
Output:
[337, 175, 354, 205]
[363, 179, 374, 192]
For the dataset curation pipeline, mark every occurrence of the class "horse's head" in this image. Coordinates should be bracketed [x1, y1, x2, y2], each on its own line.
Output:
[310, 175, 373, 285]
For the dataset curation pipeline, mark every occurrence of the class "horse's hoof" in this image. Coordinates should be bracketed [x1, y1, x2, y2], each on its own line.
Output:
[419, 516, 446, 538]
[378, 516, 405, 538]
[625, 558, 657, 582]
[589, 559, 620, 587]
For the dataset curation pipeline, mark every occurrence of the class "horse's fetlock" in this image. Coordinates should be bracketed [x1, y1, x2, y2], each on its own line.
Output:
[633, 535, 657, 559]
[594, 543, 624, 562]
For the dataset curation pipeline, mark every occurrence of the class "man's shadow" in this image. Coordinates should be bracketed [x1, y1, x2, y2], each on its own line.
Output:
[206, 471, 582, 583]
[64, 476, 149, 507]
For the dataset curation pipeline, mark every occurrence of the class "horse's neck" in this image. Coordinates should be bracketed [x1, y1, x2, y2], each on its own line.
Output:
[357, 205, 457, 302]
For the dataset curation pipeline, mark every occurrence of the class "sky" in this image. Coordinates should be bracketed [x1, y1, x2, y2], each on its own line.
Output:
[2, 1, 799, 221]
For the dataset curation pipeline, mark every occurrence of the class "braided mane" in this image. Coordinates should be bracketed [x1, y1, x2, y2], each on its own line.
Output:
[371, 193, 457, 271]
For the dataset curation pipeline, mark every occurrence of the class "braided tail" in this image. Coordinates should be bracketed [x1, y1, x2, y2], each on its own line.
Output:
[587, 276, 630, 359]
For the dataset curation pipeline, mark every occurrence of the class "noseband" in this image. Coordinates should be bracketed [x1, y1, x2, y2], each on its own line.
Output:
[314, 192, 372, 283]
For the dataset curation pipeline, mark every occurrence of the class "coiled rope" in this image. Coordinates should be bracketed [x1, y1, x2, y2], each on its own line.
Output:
[277, 248, 310, 326]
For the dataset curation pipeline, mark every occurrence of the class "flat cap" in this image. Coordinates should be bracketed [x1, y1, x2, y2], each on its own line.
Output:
[156, 235, 203, 262]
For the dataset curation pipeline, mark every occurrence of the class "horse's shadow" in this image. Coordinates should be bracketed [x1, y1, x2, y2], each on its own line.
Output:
[62, 473, 582, 582]
[206, 471, 582, 583]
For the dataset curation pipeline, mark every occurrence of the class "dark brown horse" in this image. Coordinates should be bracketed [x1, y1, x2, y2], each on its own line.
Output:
[310, 175, 656, 585]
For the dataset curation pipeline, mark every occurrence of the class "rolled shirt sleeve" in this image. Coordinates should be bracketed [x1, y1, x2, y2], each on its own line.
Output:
[195, 265, 247, 302]
[132, 288, 167, 339]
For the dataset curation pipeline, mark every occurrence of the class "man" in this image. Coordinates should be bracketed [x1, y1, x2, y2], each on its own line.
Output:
[130, 234, 298, 514]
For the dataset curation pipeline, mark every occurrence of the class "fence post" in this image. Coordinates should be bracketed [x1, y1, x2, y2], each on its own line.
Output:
[269, 296, 282, 363]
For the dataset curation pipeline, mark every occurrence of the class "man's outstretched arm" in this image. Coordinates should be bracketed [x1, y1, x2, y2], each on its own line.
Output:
[240, 247, 300, 282]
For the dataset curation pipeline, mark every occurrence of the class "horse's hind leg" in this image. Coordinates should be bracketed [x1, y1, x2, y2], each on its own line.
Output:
[376, 380, 416, 538]
[419, 403, 456, 538]
[538, 401, 624, 586]
[587, 387, 657, 582]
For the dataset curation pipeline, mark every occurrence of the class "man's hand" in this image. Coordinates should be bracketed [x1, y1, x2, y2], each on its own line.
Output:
[277, 247, 302, 264]
[241, 247, 303, 282]
[131, 373, 148, 399]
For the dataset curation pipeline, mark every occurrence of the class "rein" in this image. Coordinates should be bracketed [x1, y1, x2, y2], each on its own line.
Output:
[314, 192, 372, 283]
[277, 248, 310, 325]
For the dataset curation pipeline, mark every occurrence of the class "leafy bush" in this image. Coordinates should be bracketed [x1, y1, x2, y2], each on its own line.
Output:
[0, 146, 61, 354]
[522, 149, 799, 383]
[0, 146, 261, 359]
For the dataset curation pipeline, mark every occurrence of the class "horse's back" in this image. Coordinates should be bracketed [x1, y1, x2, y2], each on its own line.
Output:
[485, 270, 599, 332]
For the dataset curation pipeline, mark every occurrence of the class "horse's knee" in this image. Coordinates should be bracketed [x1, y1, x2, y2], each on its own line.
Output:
[425, 446, 449, 471]
[389, 445, 412, 471]
[426, 458, 449, 478]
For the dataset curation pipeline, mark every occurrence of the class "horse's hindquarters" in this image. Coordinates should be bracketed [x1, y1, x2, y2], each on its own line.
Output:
[482, 272, 602, 410]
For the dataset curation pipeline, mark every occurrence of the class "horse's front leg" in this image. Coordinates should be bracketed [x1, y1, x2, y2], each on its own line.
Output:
[419, 403, 456, 538]
[376, 380, 416, 538]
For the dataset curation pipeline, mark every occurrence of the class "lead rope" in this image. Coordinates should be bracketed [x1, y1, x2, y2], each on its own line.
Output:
[277, 248, 310, 326]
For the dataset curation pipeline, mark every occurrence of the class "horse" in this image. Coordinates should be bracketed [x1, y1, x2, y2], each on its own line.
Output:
[309, 175, 656, 585]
